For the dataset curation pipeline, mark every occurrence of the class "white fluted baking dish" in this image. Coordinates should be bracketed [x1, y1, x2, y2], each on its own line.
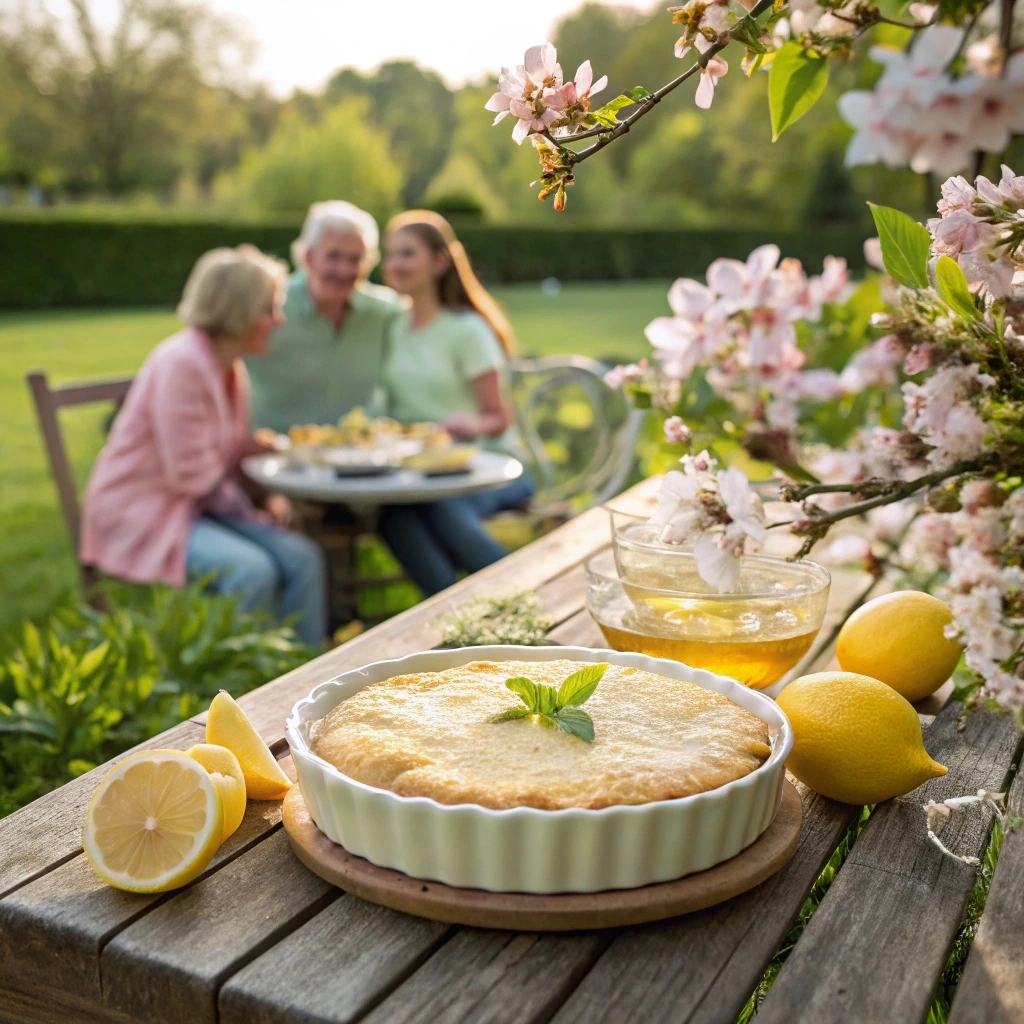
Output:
[285, 645, 792, 893]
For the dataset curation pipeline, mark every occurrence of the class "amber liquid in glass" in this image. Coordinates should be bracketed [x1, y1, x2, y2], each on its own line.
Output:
[597, 621, 818, 689]
[593, 591, 821, 690]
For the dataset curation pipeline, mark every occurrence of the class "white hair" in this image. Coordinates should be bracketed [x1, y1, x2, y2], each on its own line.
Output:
[291, 200, 380, 276]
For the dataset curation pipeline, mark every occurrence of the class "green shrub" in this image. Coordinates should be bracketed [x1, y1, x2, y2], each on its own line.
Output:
[0, 213, 869, 308]
[0, 582, 313, 817]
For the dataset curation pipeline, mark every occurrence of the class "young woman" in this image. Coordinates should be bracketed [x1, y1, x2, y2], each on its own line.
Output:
[80, 245, 328, 645]
[376, 210, 533, 595]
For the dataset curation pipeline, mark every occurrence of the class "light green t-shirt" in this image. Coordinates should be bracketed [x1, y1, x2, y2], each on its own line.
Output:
[246, 272, 402, 433]
[378, 309, 516, 453]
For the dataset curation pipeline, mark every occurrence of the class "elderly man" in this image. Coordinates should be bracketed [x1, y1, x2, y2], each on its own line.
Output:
[247, 201, 401, 433]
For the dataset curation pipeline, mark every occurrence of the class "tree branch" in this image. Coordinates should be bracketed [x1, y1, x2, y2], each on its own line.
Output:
[566, 0, 777, 167]
[782, 460, 981, 503]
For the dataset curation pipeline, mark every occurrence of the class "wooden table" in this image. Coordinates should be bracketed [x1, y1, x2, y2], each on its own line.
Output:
[2, 478, 1022, 1024]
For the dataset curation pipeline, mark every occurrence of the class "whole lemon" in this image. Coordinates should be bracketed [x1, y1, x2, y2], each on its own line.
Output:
[836, 591, 962, 702]
[777, 671, 947, 804]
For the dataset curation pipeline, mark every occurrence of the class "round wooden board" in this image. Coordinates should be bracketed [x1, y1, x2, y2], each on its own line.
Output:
[281, 780, 802, 931]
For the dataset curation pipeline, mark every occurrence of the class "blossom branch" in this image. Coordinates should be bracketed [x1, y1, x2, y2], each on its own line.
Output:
[785, 460, 985, 557]
[566, 0, 777, 167]
[781, 460, 984, 504]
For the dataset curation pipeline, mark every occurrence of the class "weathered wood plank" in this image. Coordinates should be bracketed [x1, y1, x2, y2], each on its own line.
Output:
[754, 702, 1024, 1024]
[101, 829, 338, 1024]
[947, 763, 1024, 1024]
[0, 980, 144, 1024]
[0, 720, 204, 900]
[359, 929, 609, 1024]
[548, 607, 605, 647]
[547, 787, 857, 1024]
[0, 795, 286, 1000]
[218, 895, 453, 1024]
[211, 478, 658, 744]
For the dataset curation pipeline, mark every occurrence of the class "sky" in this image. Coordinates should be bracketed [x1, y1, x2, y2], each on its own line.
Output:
[194, 0, 656, 95]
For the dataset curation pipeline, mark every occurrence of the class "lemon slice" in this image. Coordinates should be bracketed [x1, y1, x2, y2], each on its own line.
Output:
[83, 750, 224, 893]
[206, 691, 292, 800]
[186, 744, 247, 842]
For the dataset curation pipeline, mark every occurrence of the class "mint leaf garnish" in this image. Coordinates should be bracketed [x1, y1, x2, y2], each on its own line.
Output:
[490, 663, 607, 742]
[552, 706, 595, 742]
[504, 676, 537, 707]
[490, 706, 531, 723]
[556, 663, 606, 707]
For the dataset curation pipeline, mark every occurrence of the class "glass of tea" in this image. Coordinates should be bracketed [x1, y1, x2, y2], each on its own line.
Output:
[585, 547, 830, 690]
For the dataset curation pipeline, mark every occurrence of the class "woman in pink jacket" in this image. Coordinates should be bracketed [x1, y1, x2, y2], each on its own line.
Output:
[80, 245, 327, 645]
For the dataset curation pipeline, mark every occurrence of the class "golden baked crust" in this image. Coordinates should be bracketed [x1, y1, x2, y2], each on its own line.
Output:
[309, 659, 771, 810]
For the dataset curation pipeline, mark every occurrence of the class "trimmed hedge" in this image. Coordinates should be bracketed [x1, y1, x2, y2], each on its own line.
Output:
[0, 215, 868, 308]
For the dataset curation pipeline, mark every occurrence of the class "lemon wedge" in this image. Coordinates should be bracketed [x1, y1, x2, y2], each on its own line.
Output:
[83, 750, 223, 893]
[205, 690, 292, 800]
[186, 743, 247, 842]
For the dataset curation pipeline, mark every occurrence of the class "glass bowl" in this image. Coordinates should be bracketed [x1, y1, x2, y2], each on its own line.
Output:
[585, 548, 830, 691]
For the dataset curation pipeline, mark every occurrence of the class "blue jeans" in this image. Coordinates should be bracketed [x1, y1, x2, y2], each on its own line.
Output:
[379, 477, 535, 596]
[186, 516, 328, 646]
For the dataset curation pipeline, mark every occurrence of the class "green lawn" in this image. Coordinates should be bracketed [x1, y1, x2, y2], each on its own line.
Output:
[0, 281, 667, 637]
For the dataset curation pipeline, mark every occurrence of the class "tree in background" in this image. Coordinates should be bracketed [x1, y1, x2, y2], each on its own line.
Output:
[327, 61, 457, 207]
[0, 0, 258, 196]
[214, 99, 403, 221]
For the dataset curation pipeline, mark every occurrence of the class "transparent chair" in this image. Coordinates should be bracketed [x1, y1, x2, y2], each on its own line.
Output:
[508, 355, 645, 513]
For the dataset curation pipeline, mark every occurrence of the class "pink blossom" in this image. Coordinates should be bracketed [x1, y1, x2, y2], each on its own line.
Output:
[707, 245, 780, 312]
[821, 533, 873, 566]
[695, 54, 728, 110]
[663, 415, 692, 445]
[863, 236, 885, 271]
[937, 175, 978, 215]
[899, 513, 957, 572]
[928, 209, 994, 259]
[486, 44, 606, 144]
[839, 334, 904, 393]
[904, 343, 934, 375]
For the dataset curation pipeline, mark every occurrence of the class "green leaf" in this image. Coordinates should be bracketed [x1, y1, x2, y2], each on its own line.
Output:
[490, 706, 531, 723]
[768, 43, 829, 141]
[868, 203, 931, 290]
[77, 641, 110, 680]
[552, 707, 595, 743]
[556, 663, 607, 707]
[590, 94, 637, 128]
[627, 86, 650, 102]
[534, 683, 558, 716]
[934, 255, 979, 320]
[504, 675, 537, 711]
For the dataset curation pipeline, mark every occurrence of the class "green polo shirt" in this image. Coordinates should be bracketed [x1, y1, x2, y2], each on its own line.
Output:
[246, 272, 402, 433]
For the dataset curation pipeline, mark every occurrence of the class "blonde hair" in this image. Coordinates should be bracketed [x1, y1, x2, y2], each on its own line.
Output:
[177, 245, 287, 340]
[292, 200, 380, 277]
[384, 210, 516, 355]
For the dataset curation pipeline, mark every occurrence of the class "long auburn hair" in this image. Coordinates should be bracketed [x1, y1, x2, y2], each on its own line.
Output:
[384, 210, 515, 355]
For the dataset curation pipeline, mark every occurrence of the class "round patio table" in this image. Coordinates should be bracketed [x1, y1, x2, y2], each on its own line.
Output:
[241, 450, 524, 508]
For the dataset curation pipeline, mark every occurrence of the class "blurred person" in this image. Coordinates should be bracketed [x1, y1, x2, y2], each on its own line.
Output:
[376, 210, 534, 595]
[246, 200, 401, 433]
[80, 246, 328, 645]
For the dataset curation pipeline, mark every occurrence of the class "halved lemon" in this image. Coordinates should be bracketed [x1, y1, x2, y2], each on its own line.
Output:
[186, 744, 247, 842]
[205, 691, 292, 800]
[83, 750, 223, 893]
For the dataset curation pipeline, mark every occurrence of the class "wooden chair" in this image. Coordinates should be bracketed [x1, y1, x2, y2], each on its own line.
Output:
[26, 369, 134, 605]
[26, 369, 403, 628]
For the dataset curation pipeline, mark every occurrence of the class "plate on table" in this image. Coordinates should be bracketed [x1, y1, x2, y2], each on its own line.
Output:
[320, 446, 401, 477]
[403, 444, 478, 476]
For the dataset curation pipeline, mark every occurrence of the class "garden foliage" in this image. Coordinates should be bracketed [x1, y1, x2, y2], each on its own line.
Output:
[0, 214, 868, 309]
[0, 582, 312, 817]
